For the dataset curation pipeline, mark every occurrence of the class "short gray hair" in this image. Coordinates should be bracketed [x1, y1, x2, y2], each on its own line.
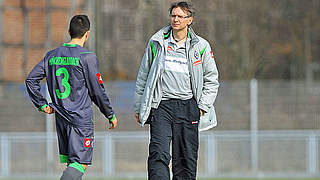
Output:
[169, 1, 195, 18]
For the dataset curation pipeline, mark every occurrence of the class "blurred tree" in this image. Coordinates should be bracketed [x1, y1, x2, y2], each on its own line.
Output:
[91, 0, 320, 80]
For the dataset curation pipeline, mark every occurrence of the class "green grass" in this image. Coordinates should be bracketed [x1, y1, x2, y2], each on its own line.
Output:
[85, 179, 320, 180]
[2, 178, 320, 180]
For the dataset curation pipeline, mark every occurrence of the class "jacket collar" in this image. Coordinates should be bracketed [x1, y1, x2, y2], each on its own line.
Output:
[150, 25, 199, 47]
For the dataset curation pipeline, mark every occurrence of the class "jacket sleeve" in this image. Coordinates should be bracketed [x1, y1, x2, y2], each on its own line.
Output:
[82, 53, 115, 121]
[25, 58, 48, 111]
[133, 40, 155, 113]
[198, 42, 219, 112]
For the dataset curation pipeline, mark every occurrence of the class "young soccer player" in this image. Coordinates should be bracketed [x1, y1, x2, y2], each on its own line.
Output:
[25, 15, 118, 180]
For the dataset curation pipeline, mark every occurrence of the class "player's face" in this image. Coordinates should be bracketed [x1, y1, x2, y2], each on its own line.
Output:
[170, 7, 193, 31]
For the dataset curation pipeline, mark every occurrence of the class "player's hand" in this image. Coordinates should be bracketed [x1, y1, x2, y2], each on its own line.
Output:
[109, 117, 118, 129]
[135, 113, 140, 124]
[43, 106, 55, 114]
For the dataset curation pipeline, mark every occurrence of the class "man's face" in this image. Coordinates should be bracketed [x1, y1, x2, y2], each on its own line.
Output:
[170, 7, 193, 31]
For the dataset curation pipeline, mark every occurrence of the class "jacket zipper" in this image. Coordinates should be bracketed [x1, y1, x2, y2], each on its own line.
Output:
[187, 42, 197, 98]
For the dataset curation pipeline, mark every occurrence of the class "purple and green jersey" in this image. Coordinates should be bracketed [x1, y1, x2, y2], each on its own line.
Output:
[25, 43, 115, 128]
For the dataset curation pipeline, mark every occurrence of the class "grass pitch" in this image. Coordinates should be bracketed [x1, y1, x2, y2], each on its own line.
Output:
[2, 178, 320, 180]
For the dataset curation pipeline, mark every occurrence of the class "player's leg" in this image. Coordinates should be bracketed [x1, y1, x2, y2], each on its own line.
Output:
[172, 98, 200, 180]
[55, 114, 79, 179]
[56, 113, 70, 164]
[55, 114, 80, 179]
[60, 163, 85, 180]
[62, 125, 94, 180]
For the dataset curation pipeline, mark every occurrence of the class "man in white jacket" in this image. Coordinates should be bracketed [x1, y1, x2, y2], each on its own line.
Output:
[134, 1, 219, 179]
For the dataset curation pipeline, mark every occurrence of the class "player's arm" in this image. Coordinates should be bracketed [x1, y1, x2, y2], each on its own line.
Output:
[25, 57, 54, 114]
[82, 53, 117, 127]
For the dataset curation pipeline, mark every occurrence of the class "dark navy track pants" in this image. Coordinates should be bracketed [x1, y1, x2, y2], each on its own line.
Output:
[147, 98, 200, 180]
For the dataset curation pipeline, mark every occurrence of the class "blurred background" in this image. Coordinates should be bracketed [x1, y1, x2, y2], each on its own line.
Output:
[0, 0, 319, 179]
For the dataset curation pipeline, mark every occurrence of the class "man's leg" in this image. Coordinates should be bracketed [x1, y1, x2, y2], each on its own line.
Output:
[172, 98, 200, 180]
[55, 114, 81, 179]
[56, 114, 70, 164]
[148, 103, 173, 180]
[59, 120, 93, 180]
[60, 162, 86, 180]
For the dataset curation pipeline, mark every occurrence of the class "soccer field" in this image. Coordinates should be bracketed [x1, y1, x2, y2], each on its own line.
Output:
[74, 178, 320, 180]
[79, 179, 320, 180]
[2, 178, 320, 180]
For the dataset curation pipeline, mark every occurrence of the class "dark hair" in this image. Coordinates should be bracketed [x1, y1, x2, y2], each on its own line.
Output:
[169, 1, 195, 18]
[69, 15, 90, 39]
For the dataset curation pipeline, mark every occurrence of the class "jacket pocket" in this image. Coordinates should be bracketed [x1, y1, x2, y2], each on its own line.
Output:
[145, 108, 155, 124]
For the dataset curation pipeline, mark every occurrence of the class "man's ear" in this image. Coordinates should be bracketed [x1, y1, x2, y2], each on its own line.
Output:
[188, 17, 194, 26]
[68, 29, 71, 36]
[85, 31, 90, 40]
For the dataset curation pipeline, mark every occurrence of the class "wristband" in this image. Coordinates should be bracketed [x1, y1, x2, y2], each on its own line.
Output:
[39, 104, 48, 112]
[109, 114, 116, 122]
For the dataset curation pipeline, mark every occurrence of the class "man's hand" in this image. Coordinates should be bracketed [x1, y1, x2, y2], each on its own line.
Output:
[135, 113, 140, 124]
[43, 106, 55, 114]
[200, 109, 204, 116]
[109, 117, 118, 129]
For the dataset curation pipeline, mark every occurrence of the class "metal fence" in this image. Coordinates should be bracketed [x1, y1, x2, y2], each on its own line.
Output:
[1, 80, 319, 132]
[0, 80, 320, 178]
[0, 131, 319, 178]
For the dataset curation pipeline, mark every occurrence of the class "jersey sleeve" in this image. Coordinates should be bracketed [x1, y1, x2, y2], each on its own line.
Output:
[81, 53, 115, 121]
[25, 57, 48, 111]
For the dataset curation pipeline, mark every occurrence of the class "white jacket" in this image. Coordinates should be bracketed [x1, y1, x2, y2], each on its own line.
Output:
[134, 25, 219, 131]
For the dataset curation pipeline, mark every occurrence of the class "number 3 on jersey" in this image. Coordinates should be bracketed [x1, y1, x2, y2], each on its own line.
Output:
[56, 67, 71, 99]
